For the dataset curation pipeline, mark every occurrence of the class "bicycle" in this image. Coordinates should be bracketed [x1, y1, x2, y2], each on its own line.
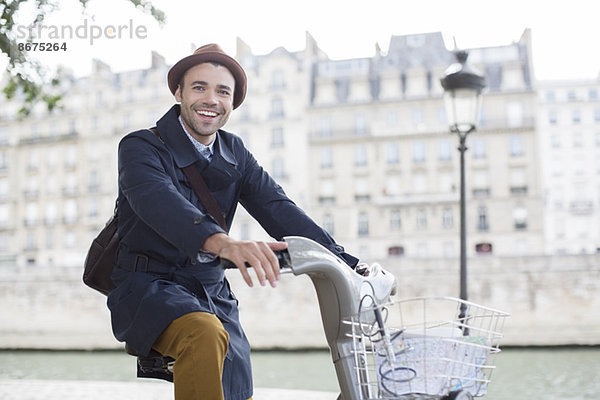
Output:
[130, 236, 508, 400]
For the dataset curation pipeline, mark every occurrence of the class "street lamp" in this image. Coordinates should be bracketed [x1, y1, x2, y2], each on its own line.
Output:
[440, 50, 486, 324]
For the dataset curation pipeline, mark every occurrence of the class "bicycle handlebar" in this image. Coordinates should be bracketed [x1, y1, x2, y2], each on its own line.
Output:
[220, 249, 292, 270]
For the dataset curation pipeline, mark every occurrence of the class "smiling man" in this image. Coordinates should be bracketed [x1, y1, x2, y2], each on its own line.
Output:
[107, 44, 358, 400]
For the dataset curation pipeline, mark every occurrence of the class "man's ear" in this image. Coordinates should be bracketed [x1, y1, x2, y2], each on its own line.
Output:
[174, 85, 183, 102]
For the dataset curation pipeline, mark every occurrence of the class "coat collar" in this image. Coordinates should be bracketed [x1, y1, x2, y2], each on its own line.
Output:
[155, 105, 237, 168]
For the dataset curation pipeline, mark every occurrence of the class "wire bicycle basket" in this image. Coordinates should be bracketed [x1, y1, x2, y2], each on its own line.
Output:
[346, 296, 508, 400]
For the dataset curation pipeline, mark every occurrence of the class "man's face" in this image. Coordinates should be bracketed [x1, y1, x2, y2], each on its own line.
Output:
[175, 63, 235, 144]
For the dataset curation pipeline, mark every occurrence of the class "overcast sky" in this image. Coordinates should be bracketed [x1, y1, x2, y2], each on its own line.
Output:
[9, 0, 600, 81]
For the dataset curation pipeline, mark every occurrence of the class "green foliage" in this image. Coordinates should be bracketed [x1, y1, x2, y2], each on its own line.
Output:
[0, 0, 165, 117]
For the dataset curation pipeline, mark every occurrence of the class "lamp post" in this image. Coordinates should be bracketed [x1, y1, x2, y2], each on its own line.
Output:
[440, 50, 486, 324]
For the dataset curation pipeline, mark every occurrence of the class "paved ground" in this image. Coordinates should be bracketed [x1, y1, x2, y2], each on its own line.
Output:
[0, 380, 338, 400]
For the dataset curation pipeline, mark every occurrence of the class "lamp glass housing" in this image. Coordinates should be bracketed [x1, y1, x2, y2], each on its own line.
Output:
[443, 87, 482, 133]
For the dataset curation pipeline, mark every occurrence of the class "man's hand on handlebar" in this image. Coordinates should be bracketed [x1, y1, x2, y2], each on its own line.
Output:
[202, 233, 287, 288]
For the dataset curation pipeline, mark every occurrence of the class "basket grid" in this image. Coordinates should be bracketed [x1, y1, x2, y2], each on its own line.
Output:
[346, 297, 508, 400]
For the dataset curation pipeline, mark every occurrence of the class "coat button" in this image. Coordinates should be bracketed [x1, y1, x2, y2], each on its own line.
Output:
[193, 216, 203, 224]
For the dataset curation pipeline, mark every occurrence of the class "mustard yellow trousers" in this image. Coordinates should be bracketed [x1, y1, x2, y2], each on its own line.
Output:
[153, 312, 252, 400]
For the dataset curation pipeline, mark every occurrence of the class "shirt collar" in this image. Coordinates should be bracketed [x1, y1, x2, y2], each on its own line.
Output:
[178, 115, 215, 158]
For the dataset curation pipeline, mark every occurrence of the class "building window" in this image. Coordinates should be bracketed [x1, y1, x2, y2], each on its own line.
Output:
[319, 117, 332, 138]
[438, 139, 452, 162]
[0, 232, 9, 252]
[472, 137, 486, 159]
[318, 179, 335, 204]
[354, 114, 367, 135]
[358, 212, 369, 237]
[439, 172, 454, 193]
[548, 110, 557, 125]
[412, 141, 425, 163]
[354, 178, 370, 202]
[46, 230, 54, 249]
[354, 145, 367, 167]
[26, 231, 37, 251]
[413, 173, 426, 193]
[485, 65, 502, 91]
[0, 151, 7, 169]
[335, 78, 350, 102]
[30, 124, 40, 140]
[426, 71, 433, 93]
[271, 158, 286, 180]
[442, 208, 453, 229]
[513, 206, 528, 230]
[594, 108, 600, 123]
[589, 89, 598, 101]
[63, 199, 78, 224]
[386, 142, 400, 164]
[270, 98, 284, 118]
[91, 116, 99, 131]
[438, 106, 447, 125]
[473, 170, 490, 198]
[24, 177, 39, 199]
[572, 132, 583, 147]
[477, 206, 489, 231]
[65, 145, 77, 167]
[411, 108, 423, 128]
[64, 172, 78, 196]
[27, 149, 39, 170]
[416, 209, 427, 229]
[571, 109, 581, 124]
[270, 69, 285, 89]
[64, 230, 76, 248]
[509, 168, 527, 195]
[0, 126, 8, 145]
[88, 197, 98, 219]
[390, 210, 402, 231]
[46, 149, 58, 168]
[320, 147, 333, 169]
[88, 170, 100, 192]
[400, 73, 407, 95]
[509, 135, 524, 157]
[25, 203, 38, 226]
[270, 127, 284, 148]
[45, 202, 58, 225]
[384, 176, 400, 196]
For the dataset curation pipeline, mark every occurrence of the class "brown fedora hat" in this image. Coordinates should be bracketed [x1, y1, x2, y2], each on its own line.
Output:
[167, 43, 247, 109]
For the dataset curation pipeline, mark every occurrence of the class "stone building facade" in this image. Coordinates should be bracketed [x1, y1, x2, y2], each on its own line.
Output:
[0, 29, 597, 268]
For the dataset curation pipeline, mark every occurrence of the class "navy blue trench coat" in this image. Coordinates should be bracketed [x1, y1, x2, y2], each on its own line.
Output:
[107, 105, 358, 400]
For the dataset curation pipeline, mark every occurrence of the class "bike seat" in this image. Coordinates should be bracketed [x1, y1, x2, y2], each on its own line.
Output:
[125, 342, 174, 382]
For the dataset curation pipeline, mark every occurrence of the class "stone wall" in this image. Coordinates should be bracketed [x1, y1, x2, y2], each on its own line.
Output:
[1, 254, 599, 350]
